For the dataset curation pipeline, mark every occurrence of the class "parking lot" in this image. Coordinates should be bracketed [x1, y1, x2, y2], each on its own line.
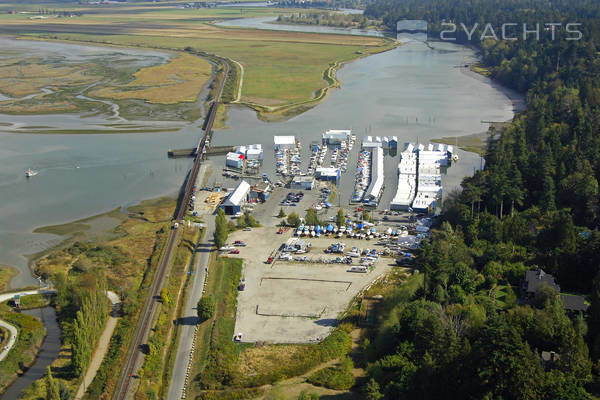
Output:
[226, 227, 393, 343]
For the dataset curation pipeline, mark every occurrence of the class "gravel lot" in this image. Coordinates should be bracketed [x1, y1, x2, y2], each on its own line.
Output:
[227, 225, 393, 343]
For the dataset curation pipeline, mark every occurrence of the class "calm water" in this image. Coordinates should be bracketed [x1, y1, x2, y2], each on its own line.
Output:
[0, 27, 521, 288]
[208, 39, 518, 208]
[1, 307, 61, 400]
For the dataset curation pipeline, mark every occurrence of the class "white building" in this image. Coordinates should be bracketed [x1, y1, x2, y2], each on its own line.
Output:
[322, 129, 351, 145]
[290, 176, 315, 190]
[315, 167, 341, 182]
[274, 136, 295, 150]
[220, 180, 251, 215]
[364, 147, 384, 204]
[362, 135, 382, 149]
[391, 150, 417, 210]
[225, 152, 245, 169]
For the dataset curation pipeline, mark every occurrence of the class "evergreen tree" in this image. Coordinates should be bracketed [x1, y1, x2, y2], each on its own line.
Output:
[46, 366, 61, 400]
[336, 209, 345, 227]
[214, 208, 228, 249]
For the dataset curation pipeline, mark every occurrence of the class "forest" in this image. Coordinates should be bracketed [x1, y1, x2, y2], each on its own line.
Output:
[358, 0, 600, 398]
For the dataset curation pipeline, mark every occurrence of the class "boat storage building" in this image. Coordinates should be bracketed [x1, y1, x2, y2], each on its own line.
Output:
[220, 180, 251, 215]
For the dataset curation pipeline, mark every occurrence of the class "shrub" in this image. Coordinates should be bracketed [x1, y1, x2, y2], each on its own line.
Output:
[198, 295, 216, 321]
[308, 356, 355, 390]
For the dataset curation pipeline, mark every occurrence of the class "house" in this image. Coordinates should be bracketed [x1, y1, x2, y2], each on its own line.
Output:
[249, 182, 272, 203]
[560, 294, 589, 312]
[290, 176, 315, 190]
[520, 269, 560, 299]
[220, 180, 251, 215]
[521, 269, 589, 312]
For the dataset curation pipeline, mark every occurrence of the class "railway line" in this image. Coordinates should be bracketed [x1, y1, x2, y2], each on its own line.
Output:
[111, 57, 230, 400]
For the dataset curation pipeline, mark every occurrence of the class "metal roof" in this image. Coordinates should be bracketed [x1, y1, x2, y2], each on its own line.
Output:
[223, 180, 250, 206]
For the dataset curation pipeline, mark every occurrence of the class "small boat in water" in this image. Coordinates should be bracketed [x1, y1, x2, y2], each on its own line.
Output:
[25, 168, 38, 178]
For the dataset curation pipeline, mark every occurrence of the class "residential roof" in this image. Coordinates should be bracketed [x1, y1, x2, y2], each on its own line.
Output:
[524, 269, 560, 293]
[223, 180, 250, 206]
[560, 294, 589, 311]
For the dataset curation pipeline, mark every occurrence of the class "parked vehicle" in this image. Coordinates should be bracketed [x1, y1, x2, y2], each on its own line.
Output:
[349, 266, 368, 273]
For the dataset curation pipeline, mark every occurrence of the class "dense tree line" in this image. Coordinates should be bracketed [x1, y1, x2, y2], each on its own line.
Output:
[54, 272, 109, 379]
[358, 0, 600, 398]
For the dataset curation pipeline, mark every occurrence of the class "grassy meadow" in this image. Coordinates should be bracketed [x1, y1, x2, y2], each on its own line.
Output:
[90, 53, 212, 104]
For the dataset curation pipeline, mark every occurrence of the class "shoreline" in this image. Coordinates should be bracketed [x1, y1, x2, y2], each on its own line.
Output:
[237, 37, 400, 122]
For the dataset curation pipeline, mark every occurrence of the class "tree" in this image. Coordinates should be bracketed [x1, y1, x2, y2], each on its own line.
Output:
[160, 288, 170, 304]
[287, 212, 301, 227]
[214, 208, 228, 249]
[305, 208, 320, 226]
[336, 208, 345, 227]
[46, 366, 61, 400]
[297, 390, 319, 400]
[363, 378, 384, 400]
[197, 295, 215, 321]
[534, 283, 558, 309]
[277, 208, 286, 218]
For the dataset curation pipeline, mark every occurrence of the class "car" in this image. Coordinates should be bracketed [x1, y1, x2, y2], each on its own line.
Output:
[233, 332, 243, 342]
[229, 249, 240, 254]
[234, 241, 247, 246]
[219, 245, 234, 251]
[243, 227, 252, 231]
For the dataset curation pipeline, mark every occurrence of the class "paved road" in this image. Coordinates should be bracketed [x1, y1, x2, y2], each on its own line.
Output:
[0, 289, 54, 362]
[75, 291, 121, 399]
[167, 215, 215, 400]
[0, 319, 17, 362]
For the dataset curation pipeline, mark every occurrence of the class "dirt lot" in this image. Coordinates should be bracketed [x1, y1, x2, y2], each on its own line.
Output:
[226, 226, 393, 343]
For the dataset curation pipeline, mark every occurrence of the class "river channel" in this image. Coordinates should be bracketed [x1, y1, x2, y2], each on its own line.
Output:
[0, 18, 521, 289]
[1, 307, 61, 400]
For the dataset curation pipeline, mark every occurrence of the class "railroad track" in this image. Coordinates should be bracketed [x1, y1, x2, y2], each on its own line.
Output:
[111, 57, 230, 400]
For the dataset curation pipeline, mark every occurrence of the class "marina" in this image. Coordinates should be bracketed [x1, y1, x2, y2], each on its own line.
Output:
[0, 37, 519, 289]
